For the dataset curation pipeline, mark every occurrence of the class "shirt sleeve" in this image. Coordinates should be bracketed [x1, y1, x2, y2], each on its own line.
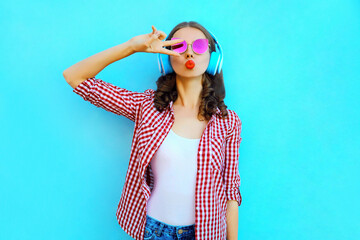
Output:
[72, 77, 150, 122]
[223, 111, 243, 206]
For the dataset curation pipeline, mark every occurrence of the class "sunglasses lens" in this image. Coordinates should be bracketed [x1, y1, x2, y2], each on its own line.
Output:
[171, 38, 187, 53]
[193, 39, 209, 54]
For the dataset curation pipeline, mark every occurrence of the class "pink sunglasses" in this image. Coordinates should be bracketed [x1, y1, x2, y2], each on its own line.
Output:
[170, 38, 210, 54]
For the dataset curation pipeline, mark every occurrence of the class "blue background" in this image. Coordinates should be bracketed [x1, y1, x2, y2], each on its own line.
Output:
[1, 0, 359, 239]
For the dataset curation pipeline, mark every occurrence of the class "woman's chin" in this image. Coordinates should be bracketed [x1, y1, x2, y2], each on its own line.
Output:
[174, 71, 204, 79]
[173, 67, 206, 77]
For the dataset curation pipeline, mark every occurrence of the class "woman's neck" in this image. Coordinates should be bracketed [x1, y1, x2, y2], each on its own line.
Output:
[174, 74, 203, 109]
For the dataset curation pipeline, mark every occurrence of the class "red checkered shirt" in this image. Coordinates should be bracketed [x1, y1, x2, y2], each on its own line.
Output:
[73, 77, 243, 240]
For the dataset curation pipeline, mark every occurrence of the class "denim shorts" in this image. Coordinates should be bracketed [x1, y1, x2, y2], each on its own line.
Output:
[144, 215, 195, 240]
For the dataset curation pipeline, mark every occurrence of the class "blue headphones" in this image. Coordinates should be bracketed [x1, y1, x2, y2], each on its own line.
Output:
[157, 29, 223, 76]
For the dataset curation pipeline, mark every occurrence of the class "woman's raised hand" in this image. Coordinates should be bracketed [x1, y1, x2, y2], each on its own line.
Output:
[129, 25, 184, 57]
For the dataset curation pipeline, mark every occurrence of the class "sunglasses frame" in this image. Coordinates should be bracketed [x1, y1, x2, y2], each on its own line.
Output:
[170, 38, 211, 55]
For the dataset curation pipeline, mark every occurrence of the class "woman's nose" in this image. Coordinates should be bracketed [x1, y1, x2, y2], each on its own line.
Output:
[185, 52, 194, 58]
[184, 44, 195, 57]
[185, 47, 194, 57]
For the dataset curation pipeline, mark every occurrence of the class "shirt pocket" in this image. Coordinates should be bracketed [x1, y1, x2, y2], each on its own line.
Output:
[135, 121, 155, 157]
[210, 130, 227, 172]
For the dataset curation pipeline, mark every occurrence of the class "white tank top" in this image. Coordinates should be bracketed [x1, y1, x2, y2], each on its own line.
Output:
[146, 128, 201, 226]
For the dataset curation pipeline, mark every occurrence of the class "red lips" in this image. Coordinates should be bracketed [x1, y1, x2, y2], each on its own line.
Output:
[185, 60, 195, 69]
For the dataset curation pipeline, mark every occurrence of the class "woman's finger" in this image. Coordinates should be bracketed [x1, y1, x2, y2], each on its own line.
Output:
[159, 48, 180, 57]
[145, 30, 161, 47]
[151, 25, 157, 34]
[162, 38, 184, 47]
[144, 34, 157, 48]
[156, 30, 166, 40]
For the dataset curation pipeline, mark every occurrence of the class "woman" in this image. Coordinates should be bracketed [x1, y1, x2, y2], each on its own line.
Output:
[63, 21, 242, 240]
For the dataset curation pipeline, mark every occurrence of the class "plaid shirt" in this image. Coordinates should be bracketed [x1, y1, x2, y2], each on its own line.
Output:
[73, 77, 242, 240]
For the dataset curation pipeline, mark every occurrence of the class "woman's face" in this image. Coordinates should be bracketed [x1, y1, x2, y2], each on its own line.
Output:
[169, 27, 211, 78]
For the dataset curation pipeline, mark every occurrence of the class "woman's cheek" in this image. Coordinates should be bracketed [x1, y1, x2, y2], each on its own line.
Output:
[170, 57, 182, 69]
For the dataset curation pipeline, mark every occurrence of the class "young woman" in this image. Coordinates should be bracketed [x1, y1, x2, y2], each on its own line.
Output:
[63, 21, 242, 240]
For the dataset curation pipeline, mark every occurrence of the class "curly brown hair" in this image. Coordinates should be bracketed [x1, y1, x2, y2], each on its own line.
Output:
[153, 21, 229, 121]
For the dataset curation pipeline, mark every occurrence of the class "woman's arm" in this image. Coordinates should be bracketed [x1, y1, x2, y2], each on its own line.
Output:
[223, 110, 243, 239]
[223, 110, 242, 205]
[226, 200, 239, 240]
[63, 26, 183, 122]
[63, 25, 182, 89]
[63, 40, 135, 89]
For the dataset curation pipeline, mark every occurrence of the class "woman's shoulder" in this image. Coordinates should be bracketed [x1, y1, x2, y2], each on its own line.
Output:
[226, 109, 240, 120]
[144, 88, 155, 94]
[223, 108, 242, 133]
[142, 88, 155, 98]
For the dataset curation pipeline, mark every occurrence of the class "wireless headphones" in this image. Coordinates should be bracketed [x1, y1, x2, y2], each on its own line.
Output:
[157, 29, 223, 76]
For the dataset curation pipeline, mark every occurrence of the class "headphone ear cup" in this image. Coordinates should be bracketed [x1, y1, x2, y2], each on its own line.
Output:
[206, 51, 220, 76]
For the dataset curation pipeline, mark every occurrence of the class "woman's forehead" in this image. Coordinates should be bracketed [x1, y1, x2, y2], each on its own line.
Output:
[173, 27, 206, 42]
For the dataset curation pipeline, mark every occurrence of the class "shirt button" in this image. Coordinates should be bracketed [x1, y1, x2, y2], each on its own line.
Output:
[178, 229, 183, 234]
